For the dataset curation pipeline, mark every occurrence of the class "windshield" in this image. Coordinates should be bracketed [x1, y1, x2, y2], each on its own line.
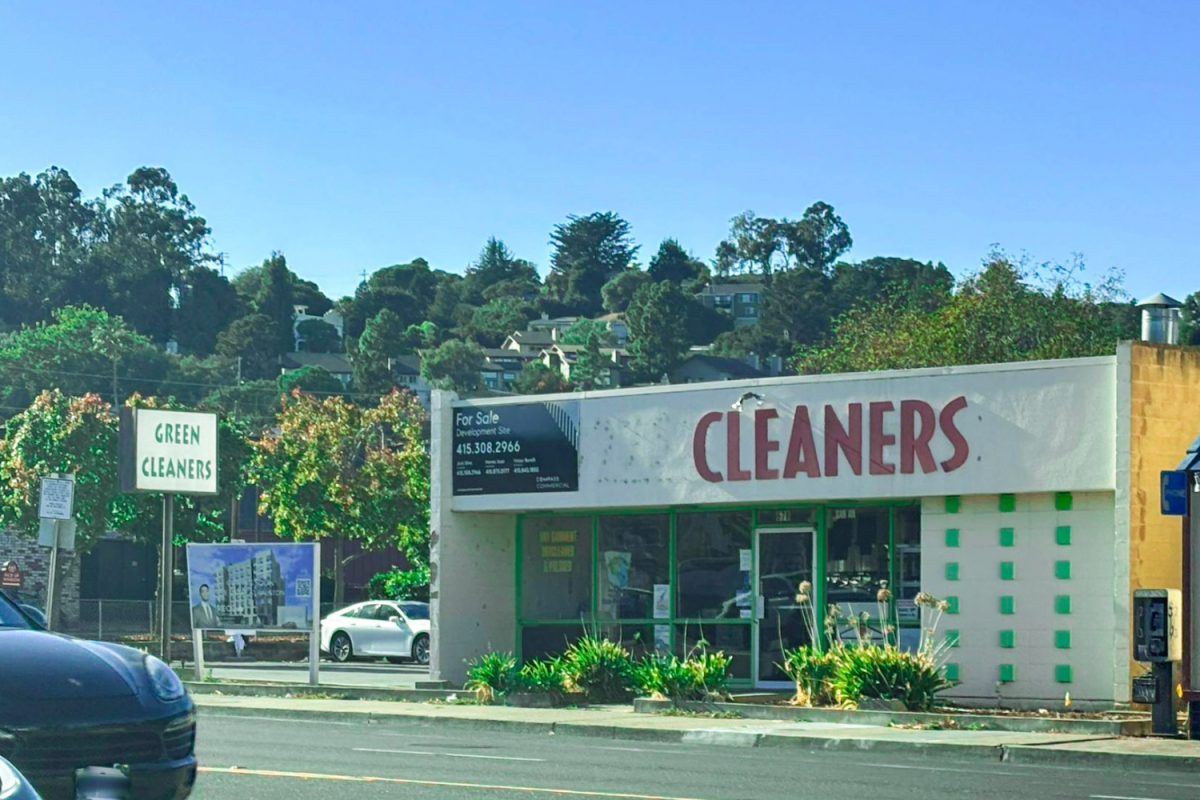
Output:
[400, 602, 429, 620]
[0, 591, 34, 629]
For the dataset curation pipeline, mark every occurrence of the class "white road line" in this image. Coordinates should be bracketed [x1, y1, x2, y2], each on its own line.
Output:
[355, 746, 546, 762]
[1090, 795, 1173, 800]
[595, 746, 685, 754]
[209, 714, 359, 726]
[861, 762, 1014, 776]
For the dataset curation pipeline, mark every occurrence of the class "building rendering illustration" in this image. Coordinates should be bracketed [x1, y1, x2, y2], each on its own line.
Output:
[429, 341, 1200, 708]
[213, 550, 285, 627]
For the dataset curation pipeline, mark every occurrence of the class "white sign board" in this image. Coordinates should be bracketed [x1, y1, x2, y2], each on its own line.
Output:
[38, 475, 75, 520]
[131, 409, 219, 495]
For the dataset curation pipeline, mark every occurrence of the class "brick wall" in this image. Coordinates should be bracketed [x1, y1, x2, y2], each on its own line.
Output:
[0, 529, 81, 622]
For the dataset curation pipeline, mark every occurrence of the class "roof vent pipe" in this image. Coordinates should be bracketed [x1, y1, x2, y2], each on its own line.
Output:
[1136, 293, 1183, 345]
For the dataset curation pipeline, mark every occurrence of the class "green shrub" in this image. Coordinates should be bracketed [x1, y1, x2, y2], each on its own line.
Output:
[562, 636, 635, 702]
[780, 645, 838, 706]
[368, 566, 430, 602]
[830, 645, 948, 711]
[518, 657, 567, 697]
[465, 651, 519, 703]
[634, 647, 732, 703]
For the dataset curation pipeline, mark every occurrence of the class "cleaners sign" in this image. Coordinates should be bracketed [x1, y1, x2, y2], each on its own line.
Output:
[120, 408, 219, 495]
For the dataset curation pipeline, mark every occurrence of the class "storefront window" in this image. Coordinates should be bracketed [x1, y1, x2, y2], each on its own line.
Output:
[676, 512, 752, 620]
[676, 624, 752, 681]
[521, 625, 586, 661]
[521, 516, 593, 621]
[597, 515, 669, 620]
[825, 507, 890, 622]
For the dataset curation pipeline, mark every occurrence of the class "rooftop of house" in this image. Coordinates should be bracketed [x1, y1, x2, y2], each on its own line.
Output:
[281, 352, 353, 374]
[672, 353, 767, 379]
[700, 283, 766, 295]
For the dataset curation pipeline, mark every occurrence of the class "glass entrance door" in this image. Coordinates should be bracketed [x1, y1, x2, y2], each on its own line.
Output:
[754, 528, 815, 686]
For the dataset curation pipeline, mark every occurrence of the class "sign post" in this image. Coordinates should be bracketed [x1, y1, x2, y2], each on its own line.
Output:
[37, 474, 76, 630]
[120, 408, 219, 665]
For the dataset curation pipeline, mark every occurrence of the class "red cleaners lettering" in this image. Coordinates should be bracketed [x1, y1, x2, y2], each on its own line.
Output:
[693, 397, 969, 483]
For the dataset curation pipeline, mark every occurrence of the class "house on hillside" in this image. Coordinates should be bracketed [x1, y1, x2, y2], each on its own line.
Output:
[541, 343, 630, 388]
[292, 305, 345, 351]
[697, 283, 765, 327]
[668, 353, 769, 384]
[280, 352, 354, 387]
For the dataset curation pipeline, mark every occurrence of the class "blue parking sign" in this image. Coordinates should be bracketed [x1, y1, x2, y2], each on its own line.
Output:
[1161, 470, 1190, 516]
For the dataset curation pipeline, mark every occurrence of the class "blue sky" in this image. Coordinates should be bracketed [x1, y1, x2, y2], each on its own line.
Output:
[1, 2, 1196, 302]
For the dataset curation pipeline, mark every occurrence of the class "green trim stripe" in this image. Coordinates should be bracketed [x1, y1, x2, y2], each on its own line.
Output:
[999, 664, 1016, 683]
[1000, 595, 1015, 615]
[945, 663, 960, 682]
[1055, 492, 1073, 511]
[945, 528, 960, 547]
[999, 527, 1015, 547]
[945, 629, 960, 648]
[1055, 630, 1071, 649]
[945, 496, 961, 514]
[1055, 561, 1072, 580]
[999, 494, 1016, 513]
[1055, 526, 1072, 546]
[999, 630, 1015, 648]
[945, 596, 960, 615]
[1000, 561, 1015, 581]
[1055, 595, 1071, 614]
[1055, 665, 1073, 684]
[945, 562, 960, 581]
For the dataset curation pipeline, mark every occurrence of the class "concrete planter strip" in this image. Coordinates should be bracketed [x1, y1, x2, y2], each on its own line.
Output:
[631, 698, 1151, 737]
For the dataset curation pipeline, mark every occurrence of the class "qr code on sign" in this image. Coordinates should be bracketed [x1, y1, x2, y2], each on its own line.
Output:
[295, 578, 312, 598]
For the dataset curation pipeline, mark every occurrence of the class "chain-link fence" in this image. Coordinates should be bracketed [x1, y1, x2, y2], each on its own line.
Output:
[65, 600, 339, 642]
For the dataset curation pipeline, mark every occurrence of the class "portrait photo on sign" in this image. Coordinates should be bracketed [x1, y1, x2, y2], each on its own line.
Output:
[185, 543, 317, 631]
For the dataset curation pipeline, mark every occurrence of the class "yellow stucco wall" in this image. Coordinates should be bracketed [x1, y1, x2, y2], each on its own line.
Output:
[1129, 342, 1200, 594]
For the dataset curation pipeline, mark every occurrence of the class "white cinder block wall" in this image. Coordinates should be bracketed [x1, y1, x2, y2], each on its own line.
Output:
[921, 492, 1117, 707]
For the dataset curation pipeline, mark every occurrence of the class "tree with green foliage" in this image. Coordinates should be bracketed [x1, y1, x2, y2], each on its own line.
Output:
[279, 365, 343, 397]
[342, 258, 450, 339]
[215, 314, 279, 381]
[421, 339, 485, 394]
[1182, 291, 1200, 346]
[232, 260, 332, 319]
[0, 306, 172, 412]
[784, 201, 853, 274]
[795, 253, 1130, 374]
[250, 390, 429, 605]
[254, 253, 298, 355]
[626, 282, 692, 382]
[601, 268, 652, 314]
[200, 380, 280, 433]
[175, 266, 240, 355]
[94, 167, 217, 342]
[647, 239, 709, 288]
[544, 212, 638, 316]
[464, 299, 536, 348]
[353, 309, 408, 396]
[296, 319, 341, 353]
[463, 238, 541, 305]
[513, 362, 571, 394]
[683, 298, 734, 346]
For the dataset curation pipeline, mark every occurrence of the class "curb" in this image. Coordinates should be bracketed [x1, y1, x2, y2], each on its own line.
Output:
[193, 700, 1200, 773]
[185, 681, 457, 703]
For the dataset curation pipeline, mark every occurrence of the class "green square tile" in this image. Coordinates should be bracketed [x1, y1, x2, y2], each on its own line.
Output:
[945, 528, 960, 547]
[945, 562, 960, 581]
[999, 630, 1016, 648]
[946, 596, 959, 615]
[999, 527, 1015, 547]
[1055, 630, 1071, 649]
[945, 663, 960, 682]
[1055, 526, 1072, 546]
[1055, 664, 1073, 684]
[999, 663, 1016, 683]
[945, 496, 961, 514]
[1055, 595, 1071, 614]
[1000, 561, 1015, 581]
[945, 629, 960, 648]
[1055, 492, 1073, 511]
[1055, 561, 1072, 580]
[999, 494, 1016, 513]
[1000, 595, 1015, 615]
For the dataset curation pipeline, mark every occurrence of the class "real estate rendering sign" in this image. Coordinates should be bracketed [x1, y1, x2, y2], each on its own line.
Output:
[185, 542, 318, 631]
[120, 408, 219, 495]
[452, 400, 580, 495]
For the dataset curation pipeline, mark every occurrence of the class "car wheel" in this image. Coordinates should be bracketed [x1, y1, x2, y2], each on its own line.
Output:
[331, 632, 354, 663]
[411, 634, 430, 666]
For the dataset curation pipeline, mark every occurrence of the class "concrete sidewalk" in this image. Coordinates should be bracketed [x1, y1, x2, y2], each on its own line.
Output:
[191, 693, 1200, 772]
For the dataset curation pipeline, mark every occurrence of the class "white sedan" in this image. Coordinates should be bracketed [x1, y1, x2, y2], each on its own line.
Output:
[320, 600, 431, 665]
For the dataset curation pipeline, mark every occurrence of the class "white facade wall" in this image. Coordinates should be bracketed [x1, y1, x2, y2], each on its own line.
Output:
[921, 492, 1119, 707]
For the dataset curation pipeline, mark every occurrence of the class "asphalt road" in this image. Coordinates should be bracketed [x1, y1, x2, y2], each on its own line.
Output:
[206, 660, 429, 688]
[192, 713, 1200, 800]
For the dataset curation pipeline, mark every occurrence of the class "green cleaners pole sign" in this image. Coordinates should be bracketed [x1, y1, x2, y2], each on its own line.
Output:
[120, 408, 219, 495]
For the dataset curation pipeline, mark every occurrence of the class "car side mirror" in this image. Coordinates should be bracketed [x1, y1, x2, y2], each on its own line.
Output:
[388, 616, 403, 625]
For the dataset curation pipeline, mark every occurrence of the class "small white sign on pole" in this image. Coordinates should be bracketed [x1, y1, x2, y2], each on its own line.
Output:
[39, 475, 75, 521]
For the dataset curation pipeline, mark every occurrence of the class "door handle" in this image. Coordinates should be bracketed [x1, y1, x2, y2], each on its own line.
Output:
[757, 596, 766, 619]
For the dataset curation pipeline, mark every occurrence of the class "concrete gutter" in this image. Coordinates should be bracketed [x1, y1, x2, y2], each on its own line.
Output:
[191, 694, 1200, 773]
[184, 680, 459, 703]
